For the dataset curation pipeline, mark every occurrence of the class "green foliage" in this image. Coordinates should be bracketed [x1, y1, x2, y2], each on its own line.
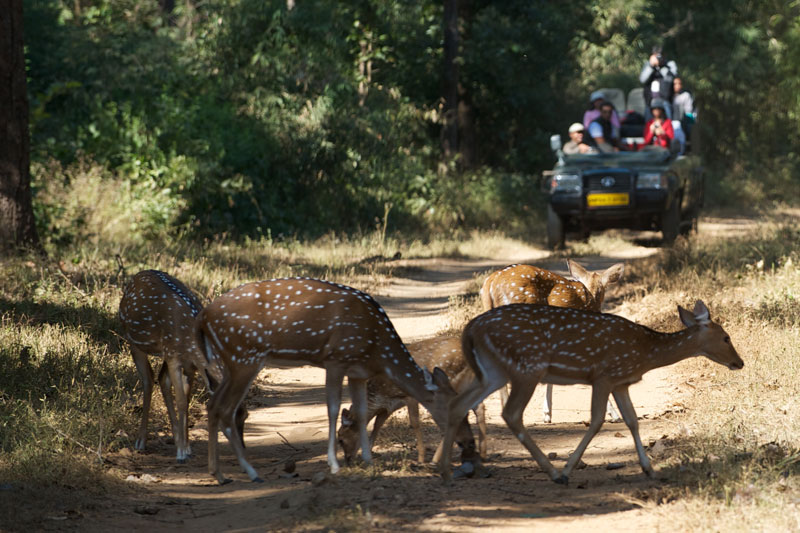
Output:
[22, 0, 800, 244]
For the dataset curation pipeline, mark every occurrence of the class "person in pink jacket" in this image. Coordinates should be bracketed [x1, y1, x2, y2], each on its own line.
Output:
[582, 90, 621, 132]
[643, 98, 674, 149]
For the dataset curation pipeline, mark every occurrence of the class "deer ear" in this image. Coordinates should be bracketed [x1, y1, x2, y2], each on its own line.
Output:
[602, 263, 625, 285]
[678, 305, 696, 327]
[567, 259, 589, 282]
[341, 408, 354, 426]
[431, 367, 456, 395]
[693, 300, 710, 325]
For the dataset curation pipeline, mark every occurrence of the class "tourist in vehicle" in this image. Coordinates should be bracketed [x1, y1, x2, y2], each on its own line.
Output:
[563, 123, 595, 154]
[672, 77, 695, 137]
[588, 102, 620, 153]
[640, 46, 678, 119]
[643, 99, 674, 149]
[582, 90, 620, 131]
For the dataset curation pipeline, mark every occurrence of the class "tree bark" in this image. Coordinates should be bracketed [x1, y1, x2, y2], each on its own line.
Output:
[0, 0, 40, 252]
[441, 0, 459, 165]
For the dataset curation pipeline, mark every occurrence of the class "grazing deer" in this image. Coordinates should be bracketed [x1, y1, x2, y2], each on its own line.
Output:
[119, 270, 211, 463]
[438, 300, 743, 483]
[338, 335, 487, 464]
[480, 260, 625, 422]
[197, 278, 459, 484]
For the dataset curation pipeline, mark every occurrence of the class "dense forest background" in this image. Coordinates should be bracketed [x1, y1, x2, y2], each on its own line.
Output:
[24, 0, 800, 245]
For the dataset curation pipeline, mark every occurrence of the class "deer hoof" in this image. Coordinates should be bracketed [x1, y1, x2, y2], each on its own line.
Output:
[253, 477, 264, 483]
[217, 477, 233, 486]
[554, 474, 569, 485]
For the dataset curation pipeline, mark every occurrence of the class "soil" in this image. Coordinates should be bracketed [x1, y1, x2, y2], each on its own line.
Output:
[28, 222, 751, 532]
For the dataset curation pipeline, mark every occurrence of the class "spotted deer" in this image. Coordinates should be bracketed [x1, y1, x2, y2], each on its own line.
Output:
[480, 260, 625, 422]
[338, 335, 487, 464]
[439, 300, 744, 483]
[119, 270, 215, 463]
[196, 277, 459, 484]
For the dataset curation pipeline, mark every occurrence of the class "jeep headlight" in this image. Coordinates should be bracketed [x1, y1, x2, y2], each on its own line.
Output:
[637, 172, 666, 189]
[549, 173, 581, 194]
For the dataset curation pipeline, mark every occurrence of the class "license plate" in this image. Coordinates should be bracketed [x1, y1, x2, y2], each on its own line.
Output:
[587, 192, 629, 207]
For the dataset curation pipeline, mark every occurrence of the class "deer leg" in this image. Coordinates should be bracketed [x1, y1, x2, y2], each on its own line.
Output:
[208, 368, 262, 484]
[606, 398, 622, 422]
[130, 346, 155, 451]
[562, 383, 612, 480]
[613, 386, 655, 478]
[502, 378, 562, 482]
[370, 409, 390, 449]
[348, 377, 371, 464]
[325, 367, 346, 474]
[183, 365, 197, 457]
[402, 399, 427, 463]
[498, 384, 509, 410]
[156, 362, 179, 447]
[474, 402, 488, 459]
[543, 383, 554, 423]
[439, 372, 505, 482]
[163, 357, 191, 463]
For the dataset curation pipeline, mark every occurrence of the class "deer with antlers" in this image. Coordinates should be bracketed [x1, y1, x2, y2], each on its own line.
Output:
[196, 277, 461, 484]
[438, 300, 743, 483]
[338, 334, 487, 464]
[480, 259, 625, 422]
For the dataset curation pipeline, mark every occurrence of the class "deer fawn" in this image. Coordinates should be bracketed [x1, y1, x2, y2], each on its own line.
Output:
[338, 335, 487, 464]
[438, 300, 743, 483]
[480, 260, 625, 422]
[119, 270, 211, 463]
[196, 277, 458, 484]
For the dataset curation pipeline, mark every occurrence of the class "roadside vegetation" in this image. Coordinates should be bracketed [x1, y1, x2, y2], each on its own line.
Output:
[4, 0, 800, 530]
[2, 199, 799, 529]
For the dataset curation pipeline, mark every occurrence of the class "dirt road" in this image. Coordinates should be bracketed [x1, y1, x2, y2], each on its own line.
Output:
[73, 229, 713, 532]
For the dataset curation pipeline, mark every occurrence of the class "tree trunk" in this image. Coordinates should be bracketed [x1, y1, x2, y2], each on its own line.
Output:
[0, 0, 40, 252]
[441, 0, 459, 166]
[456, 0, 474, 169]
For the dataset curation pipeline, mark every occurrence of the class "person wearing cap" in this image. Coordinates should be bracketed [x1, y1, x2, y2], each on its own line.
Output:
[582, 90, 621, 131]
[563, 123, 594, 154]
[643, 98, 674, 149]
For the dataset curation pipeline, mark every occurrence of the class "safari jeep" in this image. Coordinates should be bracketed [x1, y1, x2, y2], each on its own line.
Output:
[541, 88, 704, 249]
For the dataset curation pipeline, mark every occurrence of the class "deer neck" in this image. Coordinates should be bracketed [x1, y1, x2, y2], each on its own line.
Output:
[644, 326, 703, 371]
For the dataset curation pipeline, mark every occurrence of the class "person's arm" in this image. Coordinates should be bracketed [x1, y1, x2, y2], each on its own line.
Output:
[643, 120, 655, 144]
[667, 60, 678, 77]
[639, 62, 654, 84]
[663, 119, 674, 140]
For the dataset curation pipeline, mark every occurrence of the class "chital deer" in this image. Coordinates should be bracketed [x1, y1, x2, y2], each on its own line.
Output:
[197, 277, 460, 484]
[480, 260, 625, 422]
[118, 270, 211, 463]
[338, 335, 487, 464]
[439, 300, 743, 483]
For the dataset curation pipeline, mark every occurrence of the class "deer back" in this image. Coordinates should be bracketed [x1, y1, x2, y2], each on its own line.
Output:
[198, 278, 442, 405]
[480, 261, 624, 312]
[462, 301, 742, 389]
[119, 270, 204, 366]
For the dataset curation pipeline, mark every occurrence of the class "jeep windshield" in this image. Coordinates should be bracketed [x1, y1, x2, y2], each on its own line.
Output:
[562, 149, 671, 166]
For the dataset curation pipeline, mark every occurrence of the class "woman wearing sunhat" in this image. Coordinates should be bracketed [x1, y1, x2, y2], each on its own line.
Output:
[643, 98, 674, 149]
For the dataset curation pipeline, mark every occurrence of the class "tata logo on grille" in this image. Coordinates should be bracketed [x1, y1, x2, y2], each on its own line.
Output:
[601, 176, 616, 188]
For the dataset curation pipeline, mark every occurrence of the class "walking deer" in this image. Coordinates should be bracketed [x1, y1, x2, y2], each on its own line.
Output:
[438, 300, 743, 483]
[338, 335, 487, 464]
[119, 270, 214, 463]
[196, 277, 459, 484]
[480, 260, 625, 422]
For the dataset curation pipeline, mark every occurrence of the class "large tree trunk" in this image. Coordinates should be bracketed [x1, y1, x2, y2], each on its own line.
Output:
[0, 0, 40, 252]
[441, 0, 459, 166]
